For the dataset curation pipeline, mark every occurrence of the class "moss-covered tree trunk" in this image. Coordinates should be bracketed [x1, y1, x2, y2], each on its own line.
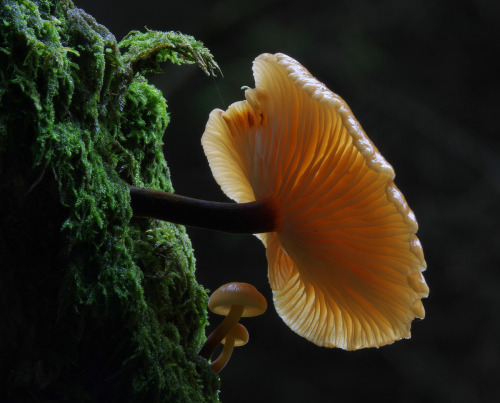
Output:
[0, 1, 219, 400]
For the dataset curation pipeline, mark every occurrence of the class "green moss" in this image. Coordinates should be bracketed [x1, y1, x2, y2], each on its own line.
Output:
[119, 29, 221, 77]
[0, 0, 219, 400]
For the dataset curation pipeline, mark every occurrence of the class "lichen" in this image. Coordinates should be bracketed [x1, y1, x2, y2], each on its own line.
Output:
[0, 0, 219, 400]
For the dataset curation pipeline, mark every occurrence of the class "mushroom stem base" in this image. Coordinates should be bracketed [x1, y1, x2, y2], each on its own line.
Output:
[210, 338, 236, 373]
[199, 305, 244, 360]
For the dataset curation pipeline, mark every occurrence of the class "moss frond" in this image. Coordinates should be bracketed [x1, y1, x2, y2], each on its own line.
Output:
[119, 29, 222, 77]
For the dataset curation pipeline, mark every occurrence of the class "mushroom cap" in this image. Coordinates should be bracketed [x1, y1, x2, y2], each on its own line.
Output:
[222, 323, 249, 347]
[209, 282, 267, 317]
[201, 53, 428, 350]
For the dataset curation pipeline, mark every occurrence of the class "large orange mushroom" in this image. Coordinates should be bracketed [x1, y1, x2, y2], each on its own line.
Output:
[129, 53, 428, 350]
[201, 53, 428, 350]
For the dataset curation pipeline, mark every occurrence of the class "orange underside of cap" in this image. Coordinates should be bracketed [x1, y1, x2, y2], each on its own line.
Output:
[201, 53, 428, 350]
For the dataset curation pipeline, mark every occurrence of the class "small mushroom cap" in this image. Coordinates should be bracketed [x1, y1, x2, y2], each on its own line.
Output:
[202, 53, 428, 350]
[209, 282, 267, 317]
[221, 323, 249, 347]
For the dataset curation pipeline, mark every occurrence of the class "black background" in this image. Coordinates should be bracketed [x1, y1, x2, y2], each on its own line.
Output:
[76, 1, 499, 401]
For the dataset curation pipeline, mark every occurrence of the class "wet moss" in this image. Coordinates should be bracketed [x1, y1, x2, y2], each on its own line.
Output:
[0, 0, 219, 400]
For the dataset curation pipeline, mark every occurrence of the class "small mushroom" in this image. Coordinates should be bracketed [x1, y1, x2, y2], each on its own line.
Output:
[199, 282, 267, 360]
[210, 323, 249, 373]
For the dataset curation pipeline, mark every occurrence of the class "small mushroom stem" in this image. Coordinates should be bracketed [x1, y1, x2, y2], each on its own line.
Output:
[210, 337, 236, 373]
[199, 304, 244, 360]
[129, 186, 280, 234]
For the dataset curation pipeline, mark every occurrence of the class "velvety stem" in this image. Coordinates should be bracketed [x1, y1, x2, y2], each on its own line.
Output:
[210, 338, 236, 373]
[198, 305, 244, 360]
[129, 185, 280, 234]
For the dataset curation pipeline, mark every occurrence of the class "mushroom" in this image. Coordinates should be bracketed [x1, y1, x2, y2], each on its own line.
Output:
[199, 282, 267, 360]
[201, 53, 428, 350]
[210, 323, 249, 373]
[129, 53, 428, 350]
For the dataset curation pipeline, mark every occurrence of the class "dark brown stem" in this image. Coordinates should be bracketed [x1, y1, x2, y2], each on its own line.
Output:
[129, 185, 280, 234]
[198, 305, 244, 360]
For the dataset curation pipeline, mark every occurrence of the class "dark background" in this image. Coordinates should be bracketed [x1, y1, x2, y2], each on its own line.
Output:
[76, 1, 499, 402]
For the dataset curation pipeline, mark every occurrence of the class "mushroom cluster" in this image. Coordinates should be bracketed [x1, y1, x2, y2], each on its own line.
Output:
[199, 282, 266, 372]
[129, 53, 428, 351]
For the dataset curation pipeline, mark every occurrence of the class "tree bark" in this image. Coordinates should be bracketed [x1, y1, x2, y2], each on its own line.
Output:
[0, 1, 219, 401]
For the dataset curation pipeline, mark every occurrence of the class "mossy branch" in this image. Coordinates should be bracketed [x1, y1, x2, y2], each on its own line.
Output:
[119, 29, 222, 77]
